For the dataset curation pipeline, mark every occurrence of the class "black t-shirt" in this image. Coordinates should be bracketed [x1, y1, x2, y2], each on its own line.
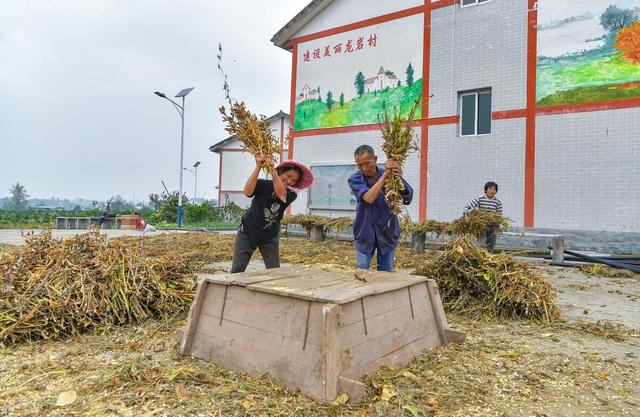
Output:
[241, 179, 297, 241]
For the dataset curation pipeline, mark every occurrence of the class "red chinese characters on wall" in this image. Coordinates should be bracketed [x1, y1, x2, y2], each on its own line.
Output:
[302, 33, 378, 63]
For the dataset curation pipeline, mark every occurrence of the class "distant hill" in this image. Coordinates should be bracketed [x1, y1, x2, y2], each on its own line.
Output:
[0, 197, 99, 210]
[29, 198, 97, 210]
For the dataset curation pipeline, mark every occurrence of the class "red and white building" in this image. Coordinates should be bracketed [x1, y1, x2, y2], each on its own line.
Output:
[296, 85, 321, 104]
[364, 66, 399, 93]
[265, 0, 640, 251]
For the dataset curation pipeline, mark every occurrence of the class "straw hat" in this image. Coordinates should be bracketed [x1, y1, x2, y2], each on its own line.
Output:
[275, 160, 314, 189]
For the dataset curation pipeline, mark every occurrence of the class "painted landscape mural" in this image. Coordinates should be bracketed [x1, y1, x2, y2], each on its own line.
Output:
[537, 0, 640, 106]
[294, 14, 423, 131]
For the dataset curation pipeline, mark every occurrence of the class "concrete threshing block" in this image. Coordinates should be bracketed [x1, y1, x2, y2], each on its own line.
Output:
[411, 232, 426, 253]
[309, 225, 325, 242]
[177, 265, 463, 403]
[551, 235, 565, 265]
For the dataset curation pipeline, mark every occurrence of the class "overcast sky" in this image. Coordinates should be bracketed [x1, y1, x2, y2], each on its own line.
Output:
[0, 0, 305, 202]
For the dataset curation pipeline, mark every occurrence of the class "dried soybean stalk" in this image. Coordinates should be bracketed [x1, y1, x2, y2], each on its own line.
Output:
[217, 44, 279, 176]
[448, 210, 509, 238]
[412, 236, 561, 323]
[379, 98, 420, 215]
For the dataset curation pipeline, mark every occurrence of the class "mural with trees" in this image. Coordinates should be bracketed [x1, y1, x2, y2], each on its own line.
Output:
[294, 14, 423, 130]
[537, 1, 640, 106]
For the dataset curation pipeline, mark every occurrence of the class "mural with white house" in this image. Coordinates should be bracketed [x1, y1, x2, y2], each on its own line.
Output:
[294, 13, 423, 130]
[537, 0, 640, 106]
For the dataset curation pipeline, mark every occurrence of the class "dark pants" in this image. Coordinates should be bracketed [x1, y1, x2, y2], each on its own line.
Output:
[477, 226, 499, 252]
[230, 226, 280, 273]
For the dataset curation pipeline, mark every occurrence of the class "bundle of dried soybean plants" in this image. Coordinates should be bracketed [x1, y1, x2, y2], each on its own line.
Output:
[281, 214, 354, 232]
[379, 98, 420, 214]
[448, 210, 509, 238]
[413, 236, 560, 323]
[0, 229, 195, 344]
[217, 44, 280, 176]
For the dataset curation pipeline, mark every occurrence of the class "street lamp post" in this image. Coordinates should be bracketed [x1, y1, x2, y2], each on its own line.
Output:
[183, 160, 201, 203]
[193, 161, 201, 202]
[154, 87, 194, 228]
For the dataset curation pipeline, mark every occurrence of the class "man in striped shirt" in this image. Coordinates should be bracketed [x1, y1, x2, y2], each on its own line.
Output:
[463, 181, 502, 251]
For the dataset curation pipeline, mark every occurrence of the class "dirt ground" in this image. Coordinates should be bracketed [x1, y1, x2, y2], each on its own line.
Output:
[1, 240, 639, 417]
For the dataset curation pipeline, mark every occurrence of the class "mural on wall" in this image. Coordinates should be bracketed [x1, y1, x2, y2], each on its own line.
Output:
[295, 14, 423, 131]
[537, 0, 640, 106]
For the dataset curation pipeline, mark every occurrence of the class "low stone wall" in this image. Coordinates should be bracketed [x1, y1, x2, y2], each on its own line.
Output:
[55, 217, 121, 230]
[283, 224, 640, 255]
[506, 227, 640, 254]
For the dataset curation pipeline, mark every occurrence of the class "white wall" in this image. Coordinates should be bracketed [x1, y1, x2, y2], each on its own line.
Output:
[427, 119, 526, 226]
[221, 151, 258, 191]
[429, 0, 528, 118]
[220, 192, 251, 209]
[535, 108, 640, 232]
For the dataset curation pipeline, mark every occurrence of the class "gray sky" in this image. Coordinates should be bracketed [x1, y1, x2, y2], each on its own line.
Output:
[0, 0, 305, 202]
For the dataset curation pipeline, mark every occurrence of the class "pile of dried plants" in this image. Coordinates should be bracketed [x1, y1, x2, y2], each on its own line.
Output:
[579, 263, 640, 280]
[0, 230, 195, 344]
[403, 219, 450, 236]
[413, 236, 560, 323]
[280, 214, 328, 232]
[448, 210, 509, 238]
[403, 210, 509, 239]
[281, 214, 353, 233]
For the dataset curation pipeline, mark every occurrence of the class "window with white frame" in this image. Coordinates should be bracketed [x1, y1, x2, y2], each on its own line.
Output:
[459, 89, 492, 136]
[461, 0, 492, 6]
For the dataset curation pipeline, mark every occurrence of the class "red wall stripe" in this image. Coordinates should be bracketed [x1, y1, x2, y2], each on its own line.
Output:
[537, 97, 640, 115]
[291, 108, 533, 136]
[492, 109, 526, 120]
[294, 123, 380, 137]
[280, 116, 285, 161]
[287, 44, 298, 215]
[217, 151, 223, 207]
[287, 6, 425, 47]
[289, 44, 298, 160]
[524, 0, 537, 228]
[293, 120, 423, 137]
[431, 0, 458, 10]
[419, 1, 432, 222]
[428, 115, 458, 125]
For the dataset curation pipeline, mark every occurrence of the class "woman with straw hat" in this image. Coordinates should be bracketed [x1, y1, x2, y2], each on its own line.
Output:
[230, 153, 314, 273]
